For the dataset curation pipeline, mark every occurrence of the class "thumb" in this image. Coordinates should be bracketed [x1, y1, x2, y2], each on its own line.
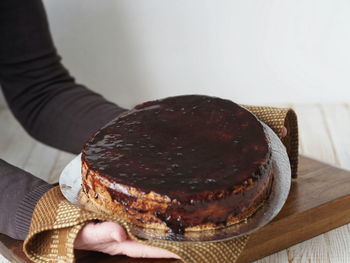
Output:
[75, 221, 127, 249]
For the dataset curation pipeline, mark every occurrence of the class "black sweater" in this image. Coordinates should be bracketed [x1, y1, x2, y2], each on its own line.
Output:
[0, 0, 125, 239]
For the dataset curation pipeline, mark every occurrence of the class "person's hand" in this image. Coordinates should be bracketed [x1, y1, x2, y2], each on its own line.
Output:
[74, 221, 180, 259]
[281, 126, 287, 138]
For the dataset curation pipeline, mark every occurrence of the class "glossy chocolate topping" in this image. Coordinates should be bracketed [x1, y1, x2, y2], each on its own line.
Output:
[82, 95, 269, 203]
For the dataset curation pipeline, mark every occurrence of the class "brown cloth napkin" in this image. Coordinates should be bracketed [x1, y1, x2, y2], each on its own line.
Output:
[23, 105, 298, 263]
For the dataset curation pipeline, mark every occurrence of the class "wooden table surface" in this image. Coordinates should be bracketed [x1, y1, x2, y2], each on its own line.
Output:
[0, 103, 350, 263]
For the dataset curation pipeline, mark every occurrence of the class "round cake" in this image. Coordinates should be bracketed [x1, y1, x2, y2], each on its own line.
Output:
[81, 95, 273, 233]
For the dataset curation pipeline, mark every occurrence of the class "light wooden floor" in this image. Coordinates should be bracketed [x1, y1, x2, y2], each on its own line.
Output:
[0, 104, 350, 263]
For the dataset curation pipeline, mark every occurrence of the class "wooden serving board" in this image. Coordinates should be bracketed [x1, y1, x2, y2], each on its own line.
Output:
[1, 155, 350, 263]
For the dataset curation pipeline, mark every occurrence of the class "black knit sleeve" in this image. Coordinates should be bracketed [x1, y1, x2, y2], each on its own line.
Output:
[0, 160, 54, 240]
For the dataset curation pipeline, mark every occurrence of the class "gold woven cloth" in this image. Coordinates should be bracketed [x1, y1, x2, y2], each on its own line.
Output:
[23, 106, 298, 263]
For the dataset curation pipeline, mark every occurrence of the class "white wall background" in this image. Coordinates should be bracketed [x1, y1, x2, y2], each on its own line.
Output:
[1, 0, 350, 108]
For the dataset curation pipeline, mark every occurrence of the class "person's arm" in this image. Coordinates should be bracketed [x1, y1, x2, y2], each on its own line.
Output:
[0, 0, 125, 240]
[0, 160, 53, 240]
[0, 0, 126, 154]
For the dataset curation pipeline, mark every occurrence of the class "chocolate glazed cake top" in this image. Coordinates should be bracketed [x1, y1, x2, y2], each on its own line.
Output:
[82, 95, 269, 202]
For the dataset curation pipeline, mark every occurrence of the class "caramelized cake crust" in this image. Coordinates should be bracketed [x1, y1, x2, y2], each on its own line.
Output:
[81, 95, 273, 233]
